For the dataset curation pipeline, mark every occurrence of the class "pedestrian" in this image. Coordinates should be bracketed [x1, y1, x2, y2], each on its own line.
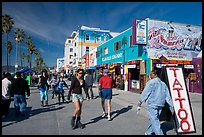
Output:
[38, 70, 50, 107]
[68, 69, 85, 129]
[56, 76, 69, 105]
[2, 72, 12, 117]
[26, 73, 31, 87]
[137, 69, 174, 135]
[97, 70, 103, 97]
[50, 74, 58, 99]
[98, 69, 114, 121]
[84, 71, 94, 100]
[10, 72, 30, 117]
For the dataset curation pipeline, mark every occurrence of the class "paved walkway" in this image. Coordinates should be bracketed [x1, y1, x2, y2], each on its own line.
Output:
[2, 82, 202, 135]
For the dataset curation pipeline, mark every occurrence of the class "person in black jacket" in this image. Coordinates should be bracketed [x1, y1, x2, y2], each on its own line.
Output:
[69, 69, 85, 129]
[11, 72, 30, 117]
[38, 70, 50, 107]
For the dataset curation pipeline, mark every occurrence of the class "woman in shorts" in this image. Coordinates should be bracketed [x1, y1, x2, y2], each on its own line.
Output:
[68, 69, 85, 129]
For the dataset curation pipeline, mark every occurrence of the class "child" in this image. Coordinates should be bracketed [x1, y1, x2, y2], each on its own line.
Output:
[56, 76, 69, 105]
[50, 75, 58, 99]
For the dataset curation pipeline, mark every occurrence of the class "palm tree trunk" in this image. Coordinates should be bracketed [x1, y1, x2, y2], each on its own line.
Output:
[6, 34, 9, 72]
[30, 53, 32, 68]
[20, 44, 23, 68]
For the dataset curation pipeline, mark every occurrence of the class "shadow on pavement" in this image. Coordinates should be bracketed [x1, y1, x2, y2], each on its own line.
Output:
[161, 120, 175, 135]
[2, 105, 64, 128]
[111, 105, 133, 120]
[83, 115, 104, 127]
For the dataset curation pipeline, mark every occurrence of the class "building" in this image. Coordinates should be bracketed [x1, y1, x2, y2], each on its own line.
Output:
[97, 18, 202, 93]
[64, 25, 119, 71]
[64, 31, 76, 73]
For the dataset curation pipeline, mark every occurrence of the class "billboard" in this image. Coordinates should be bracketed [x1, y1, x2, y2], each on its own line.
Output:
[147, 19, 202, 60]
[136, 20, 147, 44]
[57, 58, 64, 72]
[166, 67, 196, 134]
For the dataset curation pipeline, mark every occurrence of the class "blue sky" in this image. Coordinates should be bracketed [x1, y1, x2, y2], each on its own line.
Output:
[2, 2, 202, 67]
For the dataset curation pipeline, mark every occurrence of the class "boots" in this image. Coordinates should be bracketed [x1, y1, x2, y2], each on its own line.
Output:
[45, 100, 48, 106]
[71, 116, 76, 129]
[76, 116, 84, 129]
[41, 101, 44, 107]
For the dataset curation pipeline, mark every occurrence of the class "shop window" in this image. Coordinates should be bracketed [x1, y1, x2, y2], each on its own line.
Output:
[104, 47, 108, 55]
[114, 41, 121, 51]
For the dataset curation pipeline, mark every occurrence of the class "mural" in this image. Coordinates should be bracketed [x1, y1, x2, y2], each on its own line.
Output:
[147, 19, 202, 60]
[78, 30, 110, 45]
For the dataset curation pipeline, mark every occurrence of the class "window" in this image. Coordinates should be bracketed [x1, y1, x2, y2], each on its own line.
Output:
[74, 53, 76, 57]
[69, 61, 73, 64]
[70, 55, 73, 59]
[130, 35, 133, 47]
[75, 42, 76, 47]
[104, 47, 108, 55]
[70, 48, 73, 52]
[86, 46, 89, 52]
[114, 41, 121, 51]
[68, 40, 71, 43]
[86, 35, 90, 41]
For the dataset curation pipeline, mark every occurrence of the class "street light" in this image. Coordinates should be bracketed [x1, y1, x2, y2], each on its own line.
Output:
[15, 37, 18, 72]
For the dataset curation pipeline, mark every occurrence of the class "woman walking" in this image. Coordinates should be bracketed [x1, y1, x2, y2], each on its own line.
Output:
[38, 70, 50, 107]
[68, 69, 85, 129]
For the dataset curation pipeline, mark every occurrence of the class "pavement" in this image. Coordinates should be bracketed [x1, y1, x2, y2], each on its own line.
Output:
[2, 81, 202, 135]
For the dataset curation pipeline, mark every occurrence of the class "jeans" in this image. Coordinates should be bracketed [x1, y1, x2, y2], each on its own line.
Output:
[85, 85, 94, 99]
[146, 106, 163, 135]
[39, 87, 48, 101]
[14, 95, 27, 115]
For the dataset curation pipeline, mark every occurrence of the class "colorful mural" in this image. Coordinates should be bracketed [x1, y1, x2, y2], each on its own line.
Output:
[78, 29, 110, 46]
[147, 19, 202, 60]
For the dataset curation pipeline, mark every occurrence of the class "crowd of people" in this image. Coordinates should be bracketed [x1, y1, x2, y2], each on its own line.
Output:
[2, 68, 174, 135]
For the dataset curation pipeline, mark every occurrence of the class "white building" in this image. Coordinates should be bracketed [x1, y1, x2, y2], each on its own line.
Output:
[64, 26, 116, 70]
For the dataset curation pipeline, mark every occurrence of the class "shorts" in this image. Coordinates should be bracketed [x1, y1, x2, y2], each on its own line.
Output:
[72, 93, 84, 102]
[101, 88, 112, 100]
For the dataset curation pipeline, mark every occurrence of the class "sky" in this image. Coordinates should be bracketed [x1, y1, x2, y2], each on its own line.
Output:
[2, 2, 202, 67]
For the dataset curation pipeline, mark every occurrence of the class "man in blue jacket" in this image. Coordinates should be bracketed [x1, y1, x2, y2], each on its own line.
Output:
[137, 69, 174, 135]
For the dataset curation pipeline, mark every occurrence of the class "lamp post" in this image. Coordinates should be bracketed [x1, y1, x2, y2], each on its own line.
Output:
[15, 37, 18, 72]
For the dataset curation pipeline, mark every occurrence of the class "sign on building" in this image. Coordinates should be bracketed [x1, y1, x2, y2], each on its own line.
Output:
[166, 67, 196, 134]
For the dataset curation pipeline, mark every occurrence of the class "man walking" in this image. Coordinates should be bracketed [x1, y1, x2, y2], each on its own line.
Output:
[98, 69, 113, 121]
[137, 69, 174, 135]
[2, 72, 12, 117]
[84, 71, 94, 100]
[11, 72, 30, 117]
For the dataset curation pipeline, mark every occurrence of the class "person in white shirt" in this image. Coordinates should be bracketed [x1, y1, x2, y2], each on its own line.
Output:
[2, 72, 12, 117]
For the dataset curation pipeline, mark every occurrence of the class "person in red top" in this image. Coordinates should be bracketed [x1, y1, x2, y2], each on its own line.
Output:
[98, 69, 113, 121]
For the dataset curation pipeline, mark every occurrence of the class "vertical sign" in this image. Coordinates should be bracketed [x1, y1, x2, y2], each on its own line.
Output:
[166, 67, 196, 134]
[136, 20, 147, 44]
[85, 51, 89, 67]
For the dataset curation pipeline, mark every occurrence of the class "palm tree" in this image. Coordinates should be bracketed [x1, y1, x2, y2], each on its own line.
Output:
[21, 52, 26, 68]
[5, 41, 13, 72]
[91, 32, 99, 43]
[102, 33, 109, 42]
[25, 36, 36, 68]
[2, 14, 14, 72]
[14, 28, 25, 69]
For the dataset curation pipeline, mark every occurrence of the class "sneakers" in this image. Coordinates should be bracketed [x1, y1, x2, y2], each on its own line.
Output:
[107, 115, 111, 121]
[101, 112, 107, 118]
